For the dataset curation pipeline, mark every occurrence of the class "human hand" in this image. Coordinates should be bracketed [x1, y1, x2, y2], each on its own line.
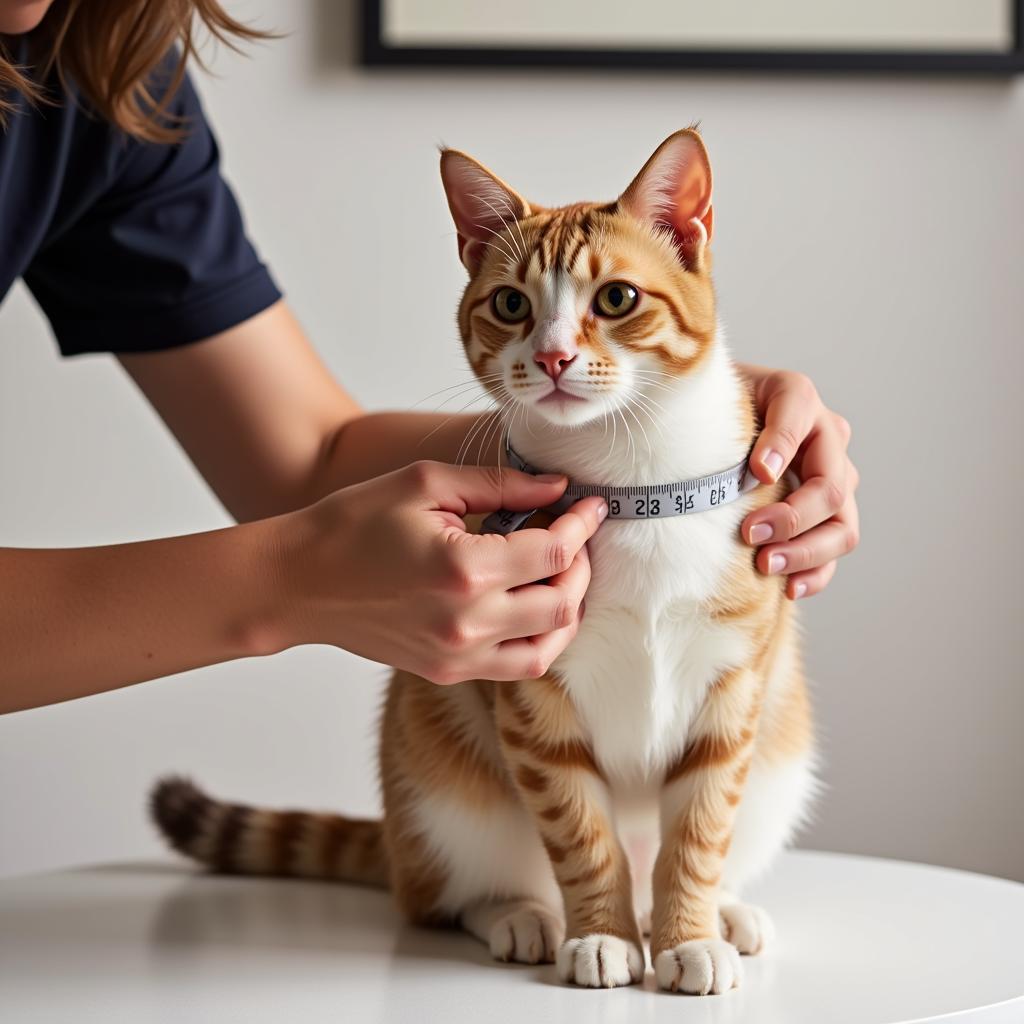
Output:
[739, 367, 860, 600]
[271, 461, 607, 683]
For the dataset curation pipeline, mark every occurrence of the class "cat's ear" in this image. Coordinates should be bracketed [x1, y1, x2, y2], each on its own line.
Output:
[619, 128, 714, 270]
[440, 149, 531, 273]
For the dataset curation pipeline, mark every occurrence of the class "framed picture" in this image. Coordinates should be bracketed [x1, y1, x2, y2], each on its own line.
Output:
[361, 0, 1024, 74]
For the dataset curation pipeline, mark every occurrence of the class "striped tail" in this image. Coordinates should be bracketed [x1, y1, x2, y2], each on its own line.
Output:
[150, 776, 389, 888]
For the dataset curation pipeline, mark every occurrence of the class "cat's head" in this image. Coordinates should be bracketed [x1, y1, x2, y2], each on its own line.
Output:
[441, 128, 718, 429]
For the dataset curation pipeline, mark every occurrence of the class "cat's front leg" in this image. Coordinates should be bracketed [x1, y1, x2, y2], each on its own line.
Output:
[651, 666, 760, 996]
[496, 680, 644, 988]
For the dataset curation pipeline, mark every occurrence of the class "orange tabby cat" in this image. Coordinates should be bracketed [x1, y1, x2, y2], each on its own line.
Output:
[152, 128, 816, 996]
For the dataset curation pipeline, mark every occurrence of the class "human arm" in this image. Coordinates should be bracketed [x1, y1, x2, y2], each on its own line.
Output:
[0, 463, 605, 714]
[0, 520, 279, 713]
[116, 301, 491, 519]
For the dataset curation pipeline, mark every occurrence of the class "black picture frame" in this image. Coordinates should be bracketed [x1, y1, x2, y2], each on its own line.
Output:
[360, 0, 1024, 74]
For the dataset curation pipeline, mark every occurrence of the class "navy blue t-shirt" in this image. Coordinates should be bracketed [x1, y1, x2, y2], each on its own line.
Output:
[0, 44, 280, 355]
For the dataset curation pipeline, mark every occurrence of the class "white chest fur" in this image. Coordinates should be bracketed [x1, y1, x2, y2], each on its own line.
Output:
[556, 507, 751, 783]
[508, 336, 755, 785]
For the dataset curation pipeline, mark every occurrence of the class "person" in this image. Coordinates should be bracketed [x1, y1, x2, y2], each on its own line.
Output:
[0, 1, 859, 715]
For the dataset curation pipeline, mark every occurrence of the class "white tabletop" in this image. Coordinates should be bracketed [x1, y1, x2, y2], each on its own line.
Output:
[1, 850, 1021, 1023]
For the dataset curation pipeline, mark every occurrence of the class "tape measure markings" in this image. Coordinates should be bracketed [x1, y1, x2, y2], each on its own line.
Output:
[482, 441, 758, 535]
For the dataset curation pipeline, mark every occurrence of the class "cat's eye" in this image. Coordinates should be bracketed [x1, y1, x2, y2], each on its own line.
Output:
[492, 287, 531, 323]
[594, 282, 639, 318]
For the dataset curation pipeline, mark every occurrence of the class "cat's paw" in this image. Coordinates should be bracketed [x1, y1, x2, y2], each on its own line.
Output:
[719, 900, 774, 955]
[654, 939, 742, 995]
[556, 934, 645, 988]
[489, 907, 563, 964]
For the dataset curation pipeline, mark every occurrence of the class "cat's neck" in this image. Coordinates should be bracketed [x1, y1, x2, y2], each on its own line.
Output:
[506, 330, 753, 487]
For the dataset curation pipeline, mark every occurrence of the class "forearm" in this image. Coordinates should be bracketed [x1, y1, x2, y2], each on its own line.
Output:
[307, 411, 491, 497]
[0, 523, 285, 714]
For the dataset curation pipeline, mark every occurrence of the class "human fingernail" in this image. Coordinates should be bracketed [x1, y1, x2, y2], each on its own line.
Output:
[536, 473, 566, 484]
[762, 449, 784, 481]
[748, 523, 773, 545]
[768, 553, 787, 575]
[596, 500, 609, 522]
[793, 582, 808, 599]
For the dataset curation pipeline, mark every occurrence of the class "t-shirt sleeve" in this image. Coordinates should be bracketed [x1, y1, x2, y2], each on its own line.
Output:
[23, 66, 281, 356]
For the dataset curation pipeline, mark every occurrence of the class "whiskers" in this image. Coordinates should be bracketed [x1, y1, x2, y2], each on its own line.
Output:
[577, 373, 676, 475]
[411, 373, 504, 412]
[452, 389, 525, 473]
[414, 372, 504, 452]
[632, 368, 684, 398]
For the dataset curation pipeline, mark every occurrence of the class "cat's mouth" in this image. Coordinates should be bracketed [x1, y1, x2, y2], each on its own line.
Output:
[526, 383, 607, 427]
[537, 387, 587, 406]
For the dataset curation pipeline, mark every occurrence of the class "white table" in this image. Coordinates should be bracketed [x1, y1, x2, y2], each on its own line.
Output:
[1, 850, 1021, 1023]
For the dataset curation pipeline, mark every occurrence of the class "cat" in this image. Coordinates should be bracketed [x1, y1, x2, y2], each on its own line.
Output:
[151, 128, 816, 996]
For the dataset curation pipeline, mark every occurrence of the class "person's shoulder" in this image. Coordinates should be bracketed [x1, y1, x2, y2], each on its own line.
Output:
[108, 50, 217, 191]
[143, 48, 205, 118]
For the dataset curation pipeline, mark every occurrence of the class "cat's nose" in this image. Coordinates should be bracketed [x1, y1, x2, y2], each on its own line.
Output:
[534, 350, 577, 382]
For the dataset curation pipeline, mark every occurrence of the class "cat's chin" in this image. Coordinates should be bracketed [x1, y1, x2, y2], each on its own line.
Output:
[525, 394, 608, 429]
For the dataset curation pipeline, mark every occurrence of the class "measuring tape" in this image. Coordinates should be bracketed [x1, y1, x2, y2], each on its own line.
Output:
[482, 440, 760, 535]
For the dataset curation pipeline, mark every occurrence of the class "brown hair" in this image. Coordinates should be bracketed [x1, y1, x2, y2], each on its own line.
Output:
[0, 0, 273, 143]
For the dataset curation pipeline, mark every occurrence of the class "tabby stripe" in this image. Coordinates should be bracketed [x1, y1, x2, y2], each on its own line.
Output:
[546, 218, 564, 273]
[566, 826, 605, 854]
[645, 342, 701, 373]
[270, 811, 306, 875]
[682, 829, 729, 854]
[538, 799, 572, 822]
[553, 212, 578, 270]
[664, 726, 755, 783]
[499, 727, 599, 773]
[563, 234, 587, 274]
[471, 315, 512, 354]
[711, 596, 764, 622]
[213, 804, 251, 872]
[688, 871, 723, 890]
[544, 839, 567, 863]
[560, 211, 591, 271]
[534, 217, 558, 272]
[515, 764, 548, 793]
[607, 307, 660, 345]
[470, 353, 493, 377]
[672, 863, 723, 890]
[506, 687, 537, 726]
[561, 854, 613, 888]
[353, 822, 382, 874]
[644, 287, 690, 336]
[320, 816, 351, 877]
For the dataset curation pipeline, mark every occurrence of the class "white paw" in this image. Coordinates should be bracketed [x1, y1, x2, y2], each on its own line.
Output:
[654, 939, 742, 995]
[489, 907, 563, 965]
[557, 934, 645, 988]
[719, 900, 775, 955]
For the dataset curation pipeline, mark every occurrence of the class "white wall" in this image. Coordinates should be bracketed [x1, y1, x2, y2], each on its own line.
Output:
[1, 0, 1022, 882]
